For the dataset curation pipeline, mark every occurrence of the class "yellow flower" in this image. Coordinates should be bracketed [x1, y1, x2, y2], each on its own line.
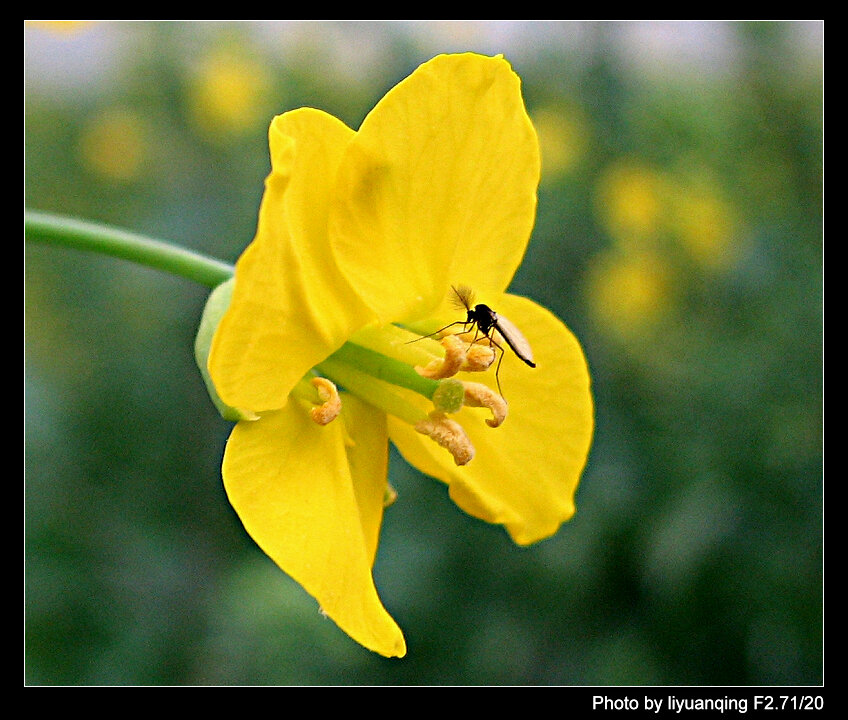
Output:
[667, 177, 738, 271]
[25, 20, 93, 34]
[595, 161, 665, 245]
[584, 248, 672, 341]
[204, 54, 594, 658]
[188, 49, 272, 138]
[78, 109, 150, 182]
[533, 104, 589, 181]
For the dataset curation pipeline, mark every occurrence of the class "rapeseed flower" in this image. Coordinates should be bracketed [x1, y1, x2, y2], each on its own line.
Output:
[200, 53, 594, 657]
[187, 48, 272, 138]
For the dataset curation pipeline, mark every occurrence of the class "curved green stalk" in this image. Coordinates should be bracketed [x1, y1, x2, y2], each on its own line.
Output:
[25, 209, 234, 288]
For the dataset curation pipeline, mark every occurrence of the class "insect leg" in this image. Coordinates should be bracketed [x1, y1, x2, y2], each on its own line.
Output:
[482, 329, 506, 397]
[405, 320, 473, 344]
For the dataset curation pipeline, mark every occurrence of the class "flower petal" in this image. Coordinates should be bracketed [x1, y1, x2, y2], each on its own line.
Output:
[222, 400, 406, 657]
[388, 293, 593, 545]
[329, 53, 541, 324]
[340, 393, 390, 567]
[209, 108, 373, 413]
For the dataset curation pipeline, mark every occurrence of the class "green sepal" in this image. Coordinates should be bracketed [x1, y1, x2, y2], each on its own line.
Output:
[194, 278, 257, 422]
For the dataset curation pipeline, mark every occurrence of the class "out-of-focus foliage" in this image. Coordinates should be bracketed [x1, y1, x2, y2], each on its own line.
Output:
[25, 21, 822, 685]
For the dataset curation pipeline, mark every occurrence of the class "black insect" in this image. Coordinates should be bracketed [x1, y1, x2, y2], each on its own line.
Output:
[416, 285, 536, 396]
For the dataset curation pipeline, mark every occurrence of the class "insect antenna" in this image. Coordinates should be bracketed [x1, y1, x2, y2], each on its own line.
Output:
[405, 285, 476, 344]
[451, 284, 476, 312]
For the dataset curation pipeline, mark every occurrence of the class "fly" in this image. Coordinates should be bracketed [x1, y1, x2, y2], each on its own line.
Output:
[413, 285, 535, 396]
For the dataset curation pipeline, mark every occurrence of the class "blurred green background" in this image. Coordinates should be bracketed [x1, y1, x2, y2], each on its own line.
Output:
[25, 21, 822, 685]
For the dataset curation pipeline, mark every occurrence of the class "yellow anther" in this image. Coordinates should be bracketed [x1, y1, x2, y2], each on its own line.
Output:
[462, 382, 508, 428]
[383, 483, 398, 508]
[415, 334, 467, 379]
[462, 343, 496, 372]
[309, 376, 342, 425]
[414, 411, 475, 466]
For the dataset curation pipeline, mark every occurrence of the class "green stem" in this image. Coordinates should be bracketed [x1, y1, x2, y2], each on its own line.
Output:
[25, 210, 234, 288]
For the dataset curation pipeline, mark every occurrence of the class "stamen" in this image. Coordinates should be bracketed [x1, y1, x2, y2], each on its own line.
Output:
[463, 382, 508, 428]
[383, 483, 398, 508]
[309, 376, 342, 425]
[415, 334, 496, 380]
[415, 411, 475, 466]
[462, 344, 496, 371]
[415, 335, 467, 379]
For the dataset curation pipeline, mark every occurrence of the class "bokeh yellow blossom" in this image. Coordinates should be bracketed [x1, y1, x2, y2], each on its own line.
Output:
[533, 104, 589, 181]
[595, 161, 666, 246]
[584, 249, 672, 341]
[77, 108, 150, 182]
[187, 49, 272, 138]
[667, 176, 738, 271]
[25, 20, 93, 35]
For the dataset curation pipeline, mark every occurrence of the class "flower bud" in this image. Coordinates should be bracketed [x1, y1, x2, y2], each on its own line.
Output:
[194, 278, 258, 422]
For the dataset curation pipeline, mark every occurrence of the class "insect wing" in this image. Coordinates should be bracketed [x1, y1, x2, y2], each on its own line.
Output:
[493, 313, 535, 367]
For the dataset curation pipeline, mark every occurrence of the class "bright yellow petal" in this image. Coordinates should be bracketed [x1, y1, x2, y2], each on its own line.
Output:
[341, 393, 389, 567]
[388, 293, 593, 545]
[209, 108, 373, 413]
[222, 401, 406, 657]
[329, 53, 541, 324]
